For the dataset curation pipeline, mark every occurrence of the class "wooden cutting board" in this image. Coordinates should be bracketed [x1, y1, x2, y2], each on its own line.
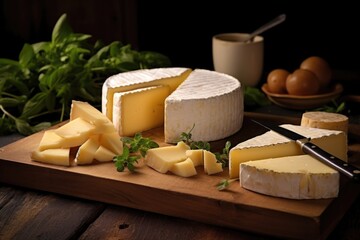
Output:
[1, 116, 359, 240]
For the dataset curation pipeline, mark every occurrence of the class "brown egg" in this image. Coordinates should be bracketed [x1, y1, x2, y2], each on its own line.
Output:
[286, 69, 320, 96]
[267, 69, 290, 94]
[300, 56, 332, 89]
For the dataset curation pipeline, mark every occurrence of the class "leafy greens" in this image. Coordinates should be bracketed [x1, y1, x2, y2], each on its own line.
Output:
[0, 13, 171, 135]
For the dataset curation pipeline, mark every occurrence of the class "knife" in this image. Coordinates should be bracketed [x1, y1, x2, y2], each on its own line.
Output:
[252, 119, 360, 182]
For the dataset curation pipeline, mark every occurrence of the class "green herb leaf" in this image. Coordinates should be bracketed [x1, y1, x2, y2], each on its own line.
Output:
[114, 133, 159, 173]
[244, 86, 270, 108]
[216, 178, 238, 191]
[52, 13, 73, 44]
[180, 126, 231, 167]
[19, 43, 35, 67]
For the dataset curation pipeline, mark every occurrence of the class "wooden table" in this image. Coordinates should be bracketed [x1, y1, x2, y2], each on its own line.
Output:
[1, 109, 360, 240]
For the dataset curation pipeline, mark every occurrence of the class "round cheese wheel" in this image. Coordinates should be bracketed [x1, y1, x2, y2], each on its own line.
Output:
[301, 111, 348, 133]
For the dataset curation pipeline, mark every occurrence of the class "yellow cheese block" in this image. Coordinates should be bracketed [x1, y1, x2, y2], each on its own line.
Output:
[94, 146, 116, 162]
[145, 141, 190, 173]
[70, 100, 116, 133]
[170, 158, 197, 177]
[229, 124, 347, 178]
[99, 132, 123, 155]
[38, 130, 65, 151]
[102, 68, 191, 120]
[76, 135, 100, 165]
[240, 155, 339, 199]
[54, 118, 96, 147]
[203, 150, 223, 175]
[186, 149, 204, 166]
[31, 148, 70, 166]
[301, 111, 348, 133]
[112, 85, 170, 136]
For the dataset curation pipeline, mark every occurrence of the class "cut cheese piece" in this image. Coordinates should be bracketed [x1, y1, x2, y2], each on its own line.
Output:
[54, 118, 96, 147]
[145, 141, 190, 173]
[102, 67, 191, 121]
[76, 135, 100, 165]
[203, 150, 223, 175]
[165, 69, 243, 143]
[31, 148, 70, 166]
[99, 132, 123, 155]
[229, 124, 347, 178]
[240, 155, 339, 199]
[170, 158, 197, 177]
[94, 146, 116, 162]
[301, 111, 348, 133]
[38, 130, 65, 151]
[70, 100, 116, 133]
[113, 85, 170, 136]
[186, 149, 204, 166]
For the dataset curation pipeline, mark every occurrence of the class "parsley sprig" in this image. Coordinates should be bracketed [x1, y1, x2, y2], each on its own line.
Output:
[216, 178, 238, 191]
[180, 125, 231, 167]
[180, 124, 210, 151]
[113, 133, 159, 172]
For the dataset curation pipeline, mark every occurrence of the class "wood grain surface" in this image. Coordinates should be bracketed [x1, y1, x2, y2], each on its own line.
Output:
[1, 117, 360, 239]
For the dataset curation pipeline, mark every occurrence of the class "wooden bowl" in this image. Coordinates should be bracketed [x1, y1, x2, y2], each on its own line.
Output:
[261, 83, 343, 110]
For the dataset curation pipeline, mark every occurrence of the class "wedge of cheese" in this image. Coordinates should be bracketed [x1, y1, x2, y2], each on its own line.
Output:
[165, 69, 243, 143]
[170, 158, 197, 177]
[70, 100, 116, 133]
[38, 130, 65, 151]
[145, 141, 190, 173]
[240, 155, 339, 199]
[54, 118, 96, 147]
[102, 68, 244, 143]
[76, 135, 100, 165]
[113, 85, 170, 136]
[229, 124, 347, 178]
[31, 148, 70, 166]
[186, 149, 204, 166]
[102, 67, 191, 121]
[203, 150, 223, 175]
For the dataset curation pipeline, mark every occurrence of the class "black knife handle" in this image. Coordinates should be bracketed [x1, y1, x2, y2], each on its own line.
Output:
[301, 142, 360, 182]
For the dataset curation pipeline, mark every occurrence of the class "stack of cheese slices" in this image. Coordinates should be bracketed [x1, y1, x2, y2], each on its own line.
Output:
[102, 68, 244, 143]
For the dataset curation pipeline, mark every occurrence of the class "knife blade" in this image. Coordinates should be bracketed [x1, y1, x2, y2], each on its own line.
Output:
[252, 119, 360, 182]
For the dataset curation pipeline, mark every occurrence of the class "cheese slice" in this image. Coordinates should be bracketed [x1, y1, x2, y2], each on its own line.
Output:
[54, 118, 96, 147]
[102, 67, 191, 121]
[170, 158, 197, 177]
[186, 149, 204, 166]
[99, 132, 123, 155]
[70, 100, 116, 133]
[301, 111, 348, 133]
[94, 146, 116, 162]
[112, 85, 170, 136]
[240, 155, 339, 199]
[145, 141, 190, 173]
[229, 124, 347, 178]
[203, 150, 223, 175]
[165, 69, 243, 143]
[31, 148, 70, 166]
[38, 130, 65, 151]
[76, 135, 100, 165]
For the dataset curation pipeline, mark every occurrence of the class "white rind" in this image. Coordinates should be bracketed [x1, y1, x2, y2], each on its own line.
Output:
[102, 67, 190, 117]
[165, 69, 243, 143]
[233, 124, 345, 150]
[240, 155, 339, 199]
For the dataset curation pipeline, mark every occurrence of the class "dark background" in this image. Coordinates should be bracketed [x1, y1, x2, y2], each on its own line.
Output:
[1, 0, 359, 90]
